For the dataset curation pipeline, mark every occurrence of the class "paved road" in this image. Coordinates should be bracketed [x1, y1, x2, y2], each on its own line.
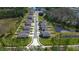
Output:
[30, 11, 40, 46]
[27, 11, 41, 48]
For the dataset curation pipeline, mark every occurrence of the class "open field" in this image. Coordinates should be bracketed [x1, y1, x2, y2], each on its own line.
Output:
[0, 18, 20, 38]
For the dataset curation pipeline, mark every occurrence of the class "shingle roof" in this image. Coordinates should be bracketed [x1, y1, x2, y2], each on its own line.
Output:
[40, 31, 50, 38]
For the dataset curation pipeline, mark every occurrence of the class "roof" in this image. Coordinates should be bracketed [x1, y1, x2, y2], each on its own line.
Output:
[40, 31, 50, 37]
[55, 25, 63, 32]
[39, 25, 47, 31]
[23, 26, 30, 30]
[25, 22, 31, 26]
[17, 32, 29, 38]
[28, 16, 32, 19]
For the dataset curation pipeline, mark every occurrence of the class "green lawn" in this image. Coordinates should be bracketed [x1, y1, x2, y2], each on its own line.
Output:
[47, 22, 56, 34]
[39, 38, 53, 46]
[0, 37, 31, 47]
[38, 16, 43, 21]
[39, 38, 79, 46]
[66, 47, 79, 51]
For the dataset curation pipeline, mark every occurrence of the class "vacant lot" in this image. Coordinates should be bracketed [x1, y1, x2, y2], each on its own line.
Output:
[0, 18, 20, 37]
